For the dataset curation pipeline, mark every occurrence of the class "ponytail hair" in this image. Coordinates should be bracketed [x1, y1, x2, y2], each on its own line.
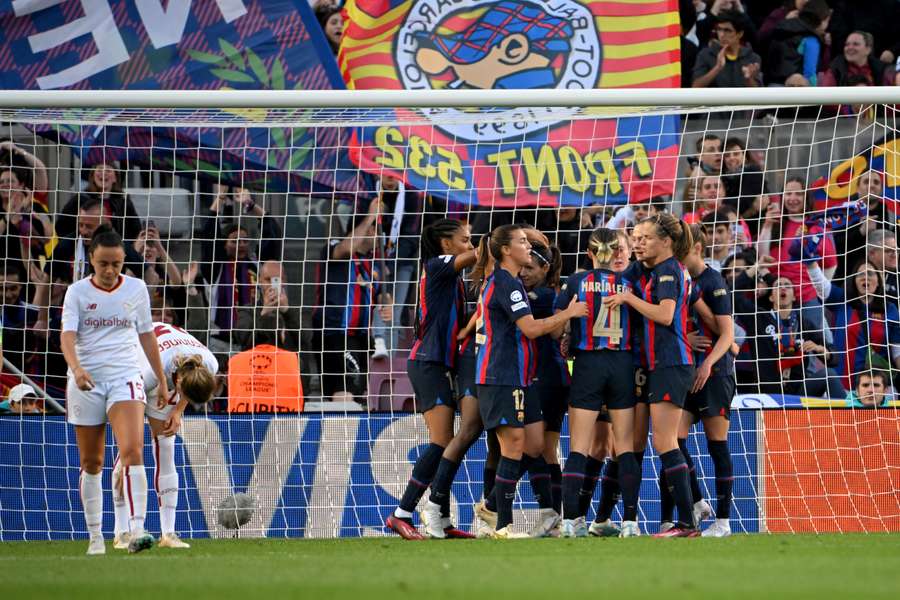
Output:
[586, 227, 620, 266]
[88, 223, 124, 254]
[488, 224, 524, 262]
[470, 235, 493, 294]
[689, 223, 708, 254]
[420, 219, 465, 261]
[529, 241, 562, 290]
[174, 354, 216, 405]
[641, 213, 693, 262]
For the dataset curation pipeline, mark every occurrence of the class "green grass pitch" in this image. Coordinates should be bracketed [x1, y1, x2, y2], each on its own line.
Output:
[1, 534, 898, 599]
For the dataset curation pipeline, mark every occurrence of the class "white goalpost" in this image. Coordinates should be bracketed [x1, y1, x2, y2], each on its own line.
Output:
[0, 88, 898, 540]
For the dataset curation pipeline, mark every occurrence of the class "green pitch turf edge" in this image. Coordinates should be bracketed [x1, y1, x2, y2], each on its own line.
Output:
[1, 534, 898, 600]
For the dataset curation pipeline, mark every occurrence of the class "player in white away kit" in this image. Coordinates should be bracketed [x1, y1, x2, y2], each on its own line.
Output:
[112, 322, 218, 550]
[60, 225, 169, 555]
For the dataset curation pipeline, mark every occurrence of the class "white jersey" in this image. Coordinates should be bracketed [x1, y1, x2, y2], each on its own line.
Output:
[139, 322, 219, 394]
[61, 275, 153, 382]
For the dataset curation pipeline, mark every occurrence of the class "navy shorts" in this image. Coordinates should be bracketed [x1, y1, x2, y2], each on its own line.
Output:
[522, 385, 546, 426]
[569, 351, 635, 412]
[455, 353, 478, 401]
[686, 375, 735, 421]
[634, 367, 650, 403]
[646, 365, 695, 408]
[532, 383, 568, 432]
[408, 360, 457, 413]
[478, 385, 526, 430]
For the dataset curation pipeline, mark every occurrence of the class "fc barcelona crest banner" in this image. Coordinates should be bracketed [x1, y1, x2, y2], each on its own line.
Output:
[340, 0, 682, 207]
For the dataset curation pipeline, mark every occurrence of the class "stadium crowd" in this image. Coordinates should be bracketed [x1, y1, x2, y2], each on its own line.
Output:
[2, 0, 900, 413]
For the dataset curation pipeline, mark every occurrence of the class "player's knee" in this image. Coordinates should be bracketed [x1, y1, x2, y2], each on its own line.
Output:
[117, 448, 144, 466]
[81, 459, 103, 475]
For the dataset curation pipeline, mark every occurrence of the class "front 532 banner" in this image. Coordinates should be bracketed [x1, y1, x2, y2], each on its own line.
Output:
[340, 0, 682, 207]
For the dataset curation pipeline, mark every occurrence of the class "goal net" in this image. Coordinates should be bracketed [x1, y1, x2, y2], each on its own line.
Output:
[0, 89, 898, 539]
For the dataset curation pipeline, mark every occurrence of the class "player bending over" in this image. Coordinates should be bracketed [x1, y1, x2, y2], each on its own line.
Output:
[113, 323, 218, 549]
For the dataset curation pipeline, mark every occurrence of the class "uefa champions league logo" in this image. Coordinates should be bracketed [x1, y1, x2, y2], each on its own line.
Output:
[395, 0, 602, 142]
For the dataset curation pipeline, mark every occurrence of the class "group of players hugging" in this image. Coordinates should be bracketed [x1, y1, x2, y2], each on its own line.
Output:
[387, 213, 736, 540]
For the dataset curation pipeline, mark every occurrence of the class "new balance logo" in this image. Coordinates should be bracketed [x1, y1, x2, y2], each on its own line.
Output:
[86, 303, 97, 311]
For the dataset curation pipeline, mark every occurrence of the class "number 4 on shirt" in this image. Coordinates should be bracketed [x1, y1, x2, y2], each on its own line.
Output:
[593, 304, 623, 345]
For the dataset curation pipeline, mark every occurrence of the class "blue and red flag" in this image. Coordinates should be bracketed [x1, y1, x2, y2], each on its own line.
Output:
[0, 1, 358, 194]
[340, 0, 682, 207]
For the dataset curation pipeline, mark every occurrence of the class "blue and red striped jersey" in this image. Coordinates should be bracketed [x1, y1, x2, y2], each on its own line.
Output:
[530, 286, 570, 387]
[475, 268, 534, 387]
[555, 268, 634, 352]
[312, 240, 380, 335]
[690, 267, 734, 376]
[641, 257, 694, 370]
[826, 285, 900, 389]
[409, 255, 466, 368]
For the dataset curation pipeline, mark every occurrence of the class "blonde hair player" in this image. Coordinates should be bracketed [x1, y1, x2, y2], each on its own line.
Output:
[112, 323, 218, 549]
[60, 225, 169, 555]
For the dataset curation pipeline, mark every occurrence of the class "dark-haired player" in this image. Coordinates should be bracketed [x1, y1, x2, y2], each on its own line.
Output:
[386, 218, 476, 540]
[61, 224, 169, 554]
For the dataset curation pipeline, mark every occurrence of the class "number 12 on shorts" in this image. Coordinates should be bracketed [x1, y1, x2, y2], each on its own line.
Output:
[513, 388, 525, 423]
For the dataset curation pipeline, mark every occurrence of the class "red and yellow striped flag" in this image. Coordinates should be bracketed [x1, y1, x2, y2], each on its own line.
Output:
[340, 0, 680, 90]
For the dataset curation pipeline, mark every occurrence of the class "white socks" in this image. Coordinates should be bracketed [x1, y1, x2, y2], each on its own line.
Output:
[124, 464, 148, 536]
[112, 457, 129, 537]
[80, 470, 103, 538]
[153, 436, 179, 535]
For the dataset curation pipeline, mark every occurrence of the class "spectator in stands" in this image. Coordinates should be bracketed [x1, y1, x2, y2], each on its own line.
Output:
[0, 175, 53, 270]
[747, 276, 844, 398]
[833, 170, 889, 282]
[604, 199, 662, 233]
[0, 383, 44, 415]
[537, 206, 594, 275]
[313, 200, 392, 402]
[694, 0, 758, 50]
[821, 261, 900, 391]
[234, 260, 300, 353]
[0, 141, 49, 209]
[765, 0, 831, 87]
[701, 210, 740, 271]
[30, 264, 69, 397]
[683, 134, 723, 206]
[133, 222, 183, 303]
[721, 136, 769, 237]
[685, 175, 753, 244]
[692, 9, 762, 89]
[1, 263, 38, 374]
[759, 0, 807, 51]
[846, 370, 891, 408]
[370, 175, 422, 359]
[867, 229, 899, 300]
[819, 31, 892, 87]
[55, 162, 143, 243]
[315, 3, 343, 55]
[758, 175, 836, 342]
[46, 195, 143, 282]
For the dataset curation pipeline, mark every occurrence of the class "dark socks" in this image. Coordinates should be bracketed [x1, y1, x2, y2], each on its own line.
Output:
[429, 457, 461, 520]
[562, 452, 588, 519]
[399, 443, 444, 513]
[483, 466, 497, 500]
[659, 449, 695, 528]
[678, 439, 704, 503]
[708, 440, 733, 519]
[578, 456, 605, 517]
[659, 468, 674, 522]
[549, 463, 562, 514]
[617, 452, 641, 522]
[595, 459, 620, 523]
[526, 455, 554, 510]
[494, 457, 522, 530]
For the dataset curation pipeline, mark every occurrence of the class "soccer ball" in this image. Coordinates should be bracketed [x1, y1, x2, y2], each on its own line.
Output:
[217, 492, 254, 529]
